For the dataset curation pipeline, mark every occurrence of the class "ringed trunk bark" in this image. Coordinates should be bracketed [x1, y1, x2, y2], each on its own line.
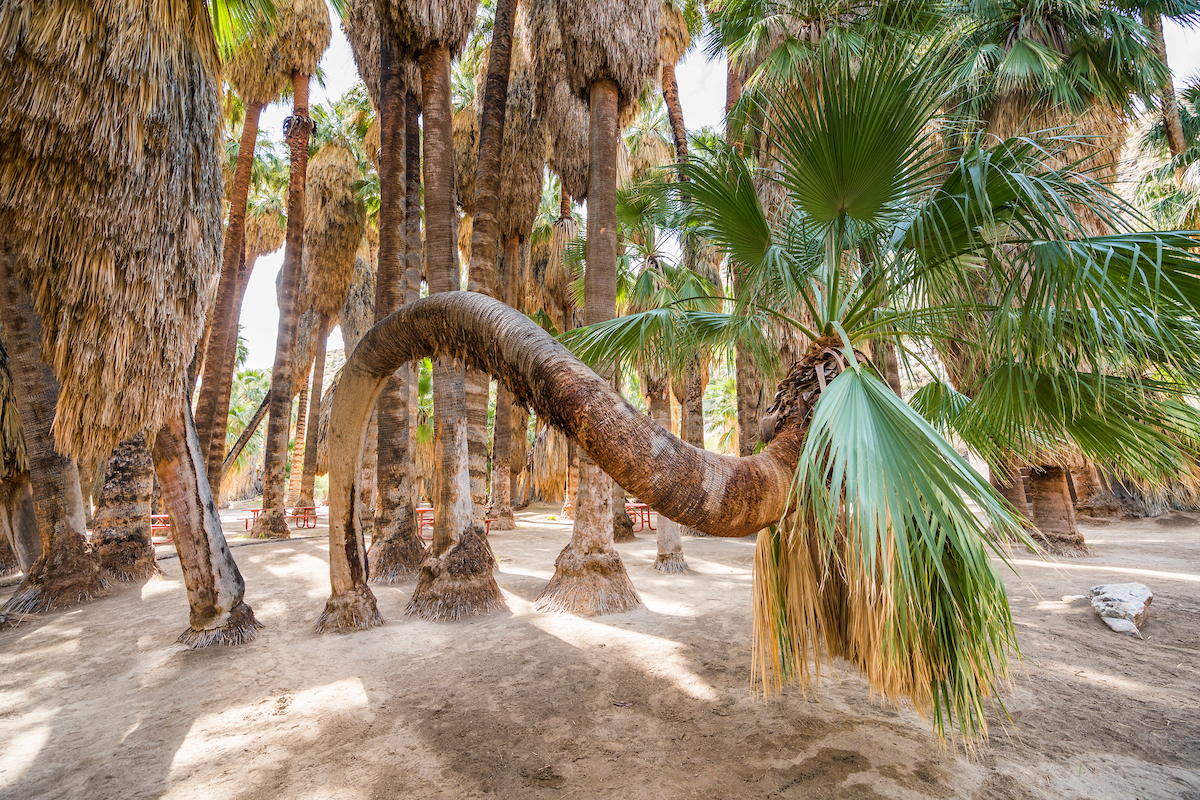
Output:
[252, 72, 314, 540]
[646, 375, 687, 572]
[0, 245, 103, 616]
[152, 402, 262, 646]
[286, 381, 310, 504]
[209, 248, 260, 506]
[298, 317, 329, 507]
[1144, 10, 1187, 184]
[1072, 462, 1146, 520]
[489, 236, 521, 531]
[989, 453, 1031, 522]
[1028, 466, 1091, 557]
[93, 433, 159, 582]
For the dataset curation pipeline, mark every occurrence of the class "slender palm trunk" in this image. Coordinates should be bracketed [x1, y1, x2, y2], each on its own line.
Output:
[1, 475, 39, 572]
[646, 375, 686, 571]
[1028, 466, 1090, 557]
[298, 316, 329, 507]
[1144, 10, 1187, 183]
[610, 366, 636, 543]
[252, 73, 314, 539]
[561, 301, 579, 518]
[489, 236, 521, 530]
[93, 433, 159, 582]
[405, 44, 505, 621]
[0, 244, 103, 615]
[152, 401, 262, 646]
[536, 79, 641, 616]
[222, 390, 269, 480]
[286, 380, 310, 503]
[196, 101, 264, 499]
[370, 42, 423, 584]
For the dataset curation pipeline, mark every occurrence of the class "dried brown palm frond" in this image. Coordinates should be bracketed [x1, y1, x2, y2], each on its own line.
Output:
[303, 142, 367, 320]
[554, 0, 661, 109]
[458, 213, 474, 265]
[528, 424, 568, 502]
[498, 64, 548, 241]
[545, 83, 591, 202]
[293, 307, 320, 395]
[453, 105, 480, 214]
[658, 1, 690, 69]
[363, 117, 381, 166]
[225, 31, 288, 107]
[0, 334, 27, 481]
[270, 0, 332, 79]
[343, 0, 423, 109]
[245, 202, 287, 257]
[0, 1, 224, 461]
[378, 0, 477, 56]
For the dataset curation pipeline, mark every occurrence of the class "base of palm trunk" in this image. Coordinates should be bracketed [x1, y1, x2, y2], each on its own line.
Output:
[1029, 531, 1092, 558]
[406, 528, 507, 621]
[97, 537, 161, 582]
[489, 505, 516, 531]
[0, 535, 106, 614]
[560, 499, 575, 519]
[653, 552, 689, 573]
[613, 512, 635, 543]
[1074, 491, 1146, 521]
[0, 539, 18, 577]
[250, 512, 291, 539]
[1029, 466, 1091, 557]
[316, 585, 384, 633]
[177, 601, 263, 648]
[297, 494, 315, 509]
[368, 535, 425, 584]
[534, 544, 642, 616]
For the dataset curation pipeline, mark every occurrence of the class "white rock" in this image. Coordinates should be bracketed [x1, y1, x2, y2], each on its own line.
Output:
[1089, 583, 1153, 638]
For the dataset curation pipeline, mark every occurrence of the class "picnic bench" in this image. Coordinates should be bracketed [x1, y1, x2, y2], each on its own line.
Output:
[242, 506, 319, 530]
[625, 502, 655, 532]
[416, 507, 498, 541]
[150, 514, 173, 543]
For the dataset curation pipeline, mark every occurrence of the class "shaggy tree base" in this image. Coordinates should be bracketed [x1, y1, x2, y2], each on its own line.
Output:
[0, 537, 19, 577]
[685, 527, 711, 538]
[1030, 532, 1093, 558]
[653, 552, 689, 574]
[534, 546, 642, 616]
[406, 530, 507, 621]
[316, 585, 384, 633]
[368, 535, 425, 584]
[250, 513, 292, 540]
[0, 543, 106, 614]
[613, 515, 635, 543]
[1076, 493, 1147, 521]
[489, 506, 516, 531]
[177, 602, 263, 648]
[97, 538, 161, 583]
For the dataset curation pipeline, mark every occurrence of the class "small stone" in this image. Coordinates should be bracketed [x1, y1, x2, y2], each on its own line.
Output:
[1089, 583, 1153, 638]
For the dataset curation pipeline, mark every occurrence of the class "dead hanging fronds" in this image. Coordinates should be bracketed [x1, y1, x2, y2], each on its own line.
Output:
[340, 248, 377, 355]
[245, 202, 287, 257]
[304, 141, 367, 320]
[225, 28, 287, 107]
[658, 0, 690, 69]
[343, 0, 423, 109]
[554, 0, 661, 110]
[453, 105, 480, 214]
[364, 117, 381, 166]
[378, 0, 477, 57]
[458, 213, 474, 264]
[498, 63, 548, 241]
[270, 0, 332, 80]
[546, 83, 591, 203]
[0, 1, 224, 462]
[0, 336, 28, 481]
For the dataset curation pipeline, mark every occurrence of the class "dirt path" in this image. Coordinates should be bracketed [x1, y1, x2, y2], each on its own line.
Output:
[1, 506, 1197, 799]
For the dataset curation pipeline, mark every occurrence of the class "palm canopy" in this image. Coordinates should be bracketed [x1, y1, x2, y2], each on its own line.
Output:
[564, 41, 1200, 737]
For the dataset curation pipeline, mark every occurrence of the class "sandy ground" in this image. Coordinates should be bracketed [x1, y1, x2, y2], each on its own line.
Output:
[1, 504, 1198, 800]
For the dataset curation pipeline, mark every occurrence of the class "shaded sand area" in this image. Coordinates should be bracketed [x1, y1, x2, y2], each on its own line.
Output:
[2, 505, 1198, 799]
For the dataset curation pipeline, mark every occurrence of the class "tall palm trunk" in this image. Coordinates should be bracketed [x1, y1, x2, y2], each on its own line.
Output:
[535, 79, 641, 616]
[1028, 466, 1090, 557]
[646, 374, 686, 572]
[222, 390, 268, 480]
[561, 304, 579, 518]
[405, 44, 505, 622]
[0, 245, 103, 615]
[93, 433, 159, 582]
[0, 475, 38, 573]
[252, 73, 314, 539]
[370, 41, 423, 583]
[298, 316, 329, 507]
[610, 366, 636, 543]
[1144, 10, 1187, 183]
[152, 401, 262, 646]
[489, 236, 521, 530]
[195, 101, 264, 499]
[286, 379, 310, 503]
[990, 454, 1031, 521]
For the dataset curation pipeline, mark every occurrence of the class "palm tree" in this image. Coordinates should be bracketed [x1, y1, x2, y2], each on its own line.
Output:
[252, 0, 332, 539]
[92, 434, 159, 582]
[0, 336, 36, 575]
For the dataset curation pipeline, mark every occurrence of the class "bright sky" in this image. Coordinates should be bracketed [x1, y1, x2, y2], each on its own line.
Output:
[238, 16, 1200, 371]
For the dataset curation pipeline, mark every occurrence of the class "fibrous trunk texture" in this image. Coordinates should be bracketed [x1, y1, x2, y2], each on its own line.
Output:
[2, 475, 39, 573]
[488, 237, 521, 531]
[253, 73, 314, 539]
[647, 376, 687, 571]
[0, 247, 103, 615]
[152, 402, 261, 646]
[1072, 462, 1146, 520]
[562, 443, 578, 518]
[298, 318, 329, 506]
[93, 433, 159, 582]
[286, 382, 310, 503]
[612, 483, 636, 543]
[989, 454, 1031, 521]
[195, 101, 264, 501]
[406, 45, 505, 621]
[1028, 466, 1091, 557]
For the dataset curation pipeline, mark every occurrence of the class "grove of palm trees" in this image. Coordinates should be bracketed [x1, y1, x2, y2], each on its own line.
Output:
[2, 0, 1200, 797]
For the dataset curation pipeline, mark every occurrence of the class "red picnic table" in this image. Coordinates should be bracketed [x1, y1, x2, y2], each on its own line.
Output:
[150, 514, 173, 543]
[416, 507, 498, 540]
[625, 502, 655, 532]
[242, 506, 319, 530]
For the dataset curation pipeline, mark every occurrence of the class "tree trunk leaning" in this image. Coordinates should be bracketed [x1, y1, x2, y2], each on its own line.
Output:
[1144, 10, 1187, 184]
[222, 389, 269, 480]
[298, 317, 329, 507]
[252, 73, 314, 539]
[1028, 466, 1091, 557]
[93, 433, 159, 582]
[536, 79, 641, 616]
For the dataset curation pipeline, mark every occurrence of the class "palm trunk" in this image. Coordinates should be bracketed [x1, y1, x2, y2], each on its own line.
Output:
[1144, 10, 1187, 184]
[1028, 466, 1090, 557]
[286, 380, 310, 503]
[0, 526, 17, 577]
[489, 235, 521, 530]
[0, 475, 38, 573]
[222, 389, 269, 480]
[989, 453, 1031, 522]
[195, 101, 264, 499]
[536, 79, 640, 616]
[152, 401, 262, 646]
[0, 244, 103, 616]
[406, 44, 505, 621]
[646, 374, 686, 572]
[610, 367, 636, 543]
[252, 73, 314, 539]
[370, 44, 423, 584]
[560, 305, 579, 519]
[298, 316, 329, 507]
[93, 433, 159, 582]
[1071, 461, 1145, 519]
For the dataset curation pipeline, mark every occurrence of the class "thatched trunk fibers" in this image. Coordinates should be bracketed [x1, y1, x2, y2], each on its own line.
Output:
[318, 292, 805, 629]
[286, 381, 310, 503]
[647, 375, 686, 572]
[253, 74, 314, 539]
[489, 237, 521, 530]
[195, 101, 264, 502]
[0, 248, 104, 616]
[369, 42, 423, 584]
[152, 403, 261, 645]
[535, 80, 641, 616]
[93, 433, 159, 581]
[404, 45, 506, 622]
[1027, 466, 1090, 557]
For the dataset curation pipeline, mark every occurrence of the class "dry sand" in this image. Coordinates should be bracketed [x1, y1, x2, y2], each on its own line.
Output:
[1, 505, 1198, 799]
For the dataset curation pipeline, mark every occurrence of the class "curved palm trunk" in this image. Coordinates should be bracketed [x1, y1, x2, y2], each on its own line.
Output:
[370, 43, 423, 584]
[0, 246, 103, 615]
[152, 401, 262, 646]
[286, 380, 310, 503]
[195, 101, 264, 499]
[535, 79, 641, 616]
[318, 292, 808, 630]
[1028, 466, 1090, 557]
[1, 475, 39, 573]
[404, 44, 505, 622]
[646, 374, 686, 572]
[252, 73, 314, 539]
[222, 389, 268, 480]
[298, 316, 330, 507]
[93, 433, 159, 582]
